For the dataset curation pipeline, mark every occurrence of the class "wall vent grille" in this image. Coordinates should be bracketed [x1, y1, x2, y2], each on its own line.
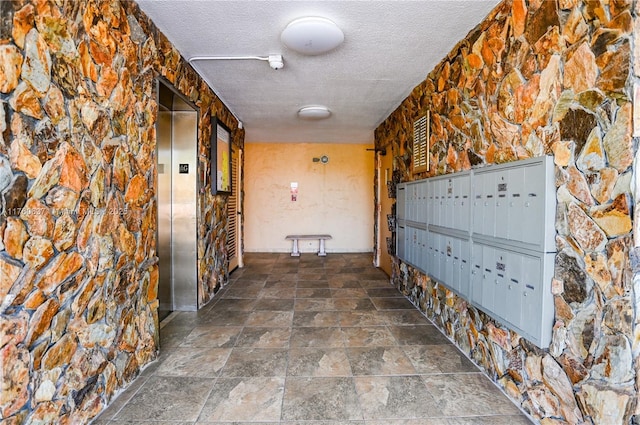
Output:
[413, 112, 429, 173]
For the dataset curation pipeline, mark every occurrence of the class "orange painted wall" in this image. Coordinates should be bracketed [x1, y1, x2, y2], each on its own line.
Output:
[244, 143, 374, 253]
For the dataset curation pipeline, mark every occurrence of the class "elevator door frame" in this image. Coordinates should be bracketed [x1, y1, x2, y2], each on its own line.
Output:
[156, 78, 200, 313]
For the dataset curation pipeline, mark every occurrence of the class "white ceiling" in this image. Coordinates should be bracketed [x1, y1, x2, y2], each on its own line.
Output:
[136, 1, 500, 144]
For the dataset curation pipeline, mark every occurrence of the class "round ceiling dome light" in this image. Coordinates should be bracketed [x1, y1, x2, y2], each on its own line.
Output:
[281, 17, 344, 55]
[297, 105, 332, 120]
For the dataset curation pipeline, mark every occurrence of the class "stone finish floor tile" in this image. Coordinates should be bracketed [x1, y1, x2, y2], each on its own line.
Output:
[294, 298, 336, 311]
[287, 347, 353, 377]
[388, 324, 451, 345]
[179, 325, 242, 348]
[371, 297, 416, 310]
[282, 377, 362, 421]
[223, 285, 264, 299]
[198, 377, 285, 422]
[245, 310, 294, 327]
[254, 298, 295, 311]
[290, 327, 345, 348]
[159, 324, 194, 348]
[210, 298, 257, 312]
[94, 375, 150, 420]
[221, 348, 289, 377]
[341, 326, 397, 347]
[234, 327, 292, 348]
[365, 418, 533, 425]
[383, 310, 430, 326]
[422, 373, 523, 417]
[277, 422, 364, 425]
[261, 286, 297, 299]
[331, 288, 369, 298]
[296, 287, 333, 298]
[107, 420, 193, 425]
[113, 376, 214, 422]
[358, 279, 393, 288]
[402, 345, 479, 374]
[196, 309, 248, 326]
[354, 375, 442, 420]
[154, 347, 231, 377]
[347, 347, 416, 375]
[338, 311, 387, 327]
[296, 280, 331, 288]
[99, 253, 532, 424]
[332, 298, 376, 311]
[366, 287, 404, 297]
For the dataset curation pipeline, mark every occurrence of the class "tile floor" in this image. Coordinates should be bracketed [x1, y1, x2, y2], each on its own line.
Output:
[95, 253, 533, 424]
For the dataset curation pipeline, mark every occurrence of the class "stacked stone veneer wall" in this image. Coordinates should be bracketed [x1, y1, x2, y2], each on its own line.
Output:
[375, 0, 639, 423]
[0, 0, 243, 422]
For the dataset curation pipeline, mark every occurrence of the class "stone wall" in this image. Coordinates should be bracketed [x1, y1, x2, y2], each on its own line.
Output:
[0, 0, 243, 422]
[375, 0, 638, 423]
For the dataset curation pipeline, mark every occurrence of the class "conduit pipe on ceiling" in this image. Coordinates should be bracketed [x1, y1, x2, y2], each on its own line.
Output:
[188, 55, 284, 70]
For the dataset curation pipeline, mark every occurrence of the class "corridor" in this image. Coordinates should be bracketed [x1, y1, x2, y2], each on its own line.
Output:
[94, 253, 532, 424]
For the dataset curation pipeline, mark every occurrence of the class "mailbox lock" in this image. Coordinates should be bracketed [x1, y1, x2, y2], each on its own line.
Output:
[525, 202, 531, 207]
[523, 292, 528, 297]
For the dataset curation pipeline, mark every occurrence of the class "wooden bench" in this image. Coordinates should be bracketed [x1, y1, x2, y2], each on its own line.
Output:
[285, 234, 332, 257]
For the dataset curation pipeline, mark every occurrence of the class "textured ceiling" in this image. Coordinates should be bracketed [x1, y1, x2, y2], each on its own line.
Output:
[136, 1, 500, 143]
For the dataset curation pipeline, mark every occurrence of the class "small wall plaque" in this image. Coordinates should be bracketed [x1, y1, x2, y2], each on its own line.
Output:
[179, 164, 189, 174]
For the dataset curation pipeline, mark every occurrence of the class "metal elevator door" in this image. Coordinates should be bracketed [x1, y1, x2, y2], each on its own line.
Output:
[157, 81, 199, 319]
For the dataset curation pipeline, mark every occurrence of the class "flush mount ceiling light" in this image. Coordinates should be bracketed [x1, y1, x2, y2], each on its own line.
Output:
[281, 17, 344, 55]
[298, 105, 332, 120]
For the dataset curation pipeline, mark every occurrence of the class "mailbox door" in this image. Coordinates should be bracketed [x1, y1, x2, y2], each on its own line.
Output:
[451, 237, 461, 293]
[470, 243, 483, 304]
[472, 175, 485, 235]
[427, 231, 436, 276]
[507, 168, 525, 244]
[481, 245, 496, 313]
[482, 173, 497, 237]
[458, 239, 471, 297]
[419, 228, 428, 271]
[456, 175, 471, 232]
[506, 251, 523, 329]
[444, 179, 454, 229]
[494, 171, 509, 240]
[397, 224, 406, 261]
[493, 248, 508, 319]
[444, 236, 454, 288]
[521, 254, 542, 339]
[427, 181, 435, 227]
[431, 233, 441, 281]
[523, 164, 546, 247]
[419, 181, 428, 224]
[397, 186, 406, 220]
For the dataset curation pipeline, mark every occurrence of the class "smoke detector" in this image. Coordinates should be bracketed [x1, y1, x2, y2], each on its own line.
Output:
[268, 55, 284, 70]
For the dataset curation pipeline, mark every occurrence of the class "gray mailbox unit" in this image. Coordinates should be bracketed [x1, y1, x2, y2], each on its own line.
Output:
[396, 156, 556, 348]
